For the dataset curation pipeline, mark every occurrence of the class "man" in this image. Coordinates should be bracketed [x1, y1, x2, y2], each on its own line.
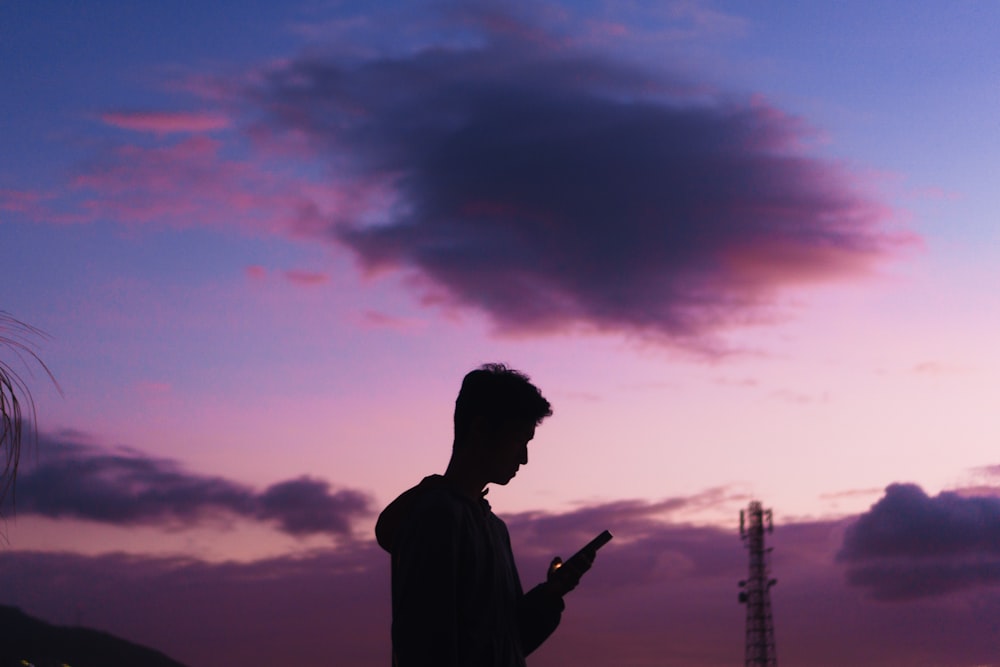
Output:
[375, 363, 596, 666]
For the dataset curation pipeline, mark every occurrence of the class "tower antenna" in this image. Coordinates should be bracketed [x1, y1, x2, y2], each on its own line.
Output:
[738, 501, 777, 666]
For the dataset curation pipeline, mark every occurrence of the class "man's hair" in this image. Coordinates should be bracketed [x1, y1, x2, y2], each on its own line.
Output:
[454, 363, 552, 446]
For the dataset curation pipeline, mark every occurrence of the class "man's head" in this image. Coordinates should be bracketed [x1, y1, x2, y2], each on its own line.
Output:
[453, 363, 552, 484]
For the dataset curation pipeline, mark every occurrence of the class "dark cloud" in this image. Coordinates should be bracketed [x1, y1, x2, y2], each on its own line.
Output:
[6, 496, 1000, 667]
[843, 559, 1000, 602]
[840, 484, 1000, 560]
[249, 12, 902, 348]
[16, 433, 371, 537]
[257, 476, 369, 536]
[838, 483, 1000, 600]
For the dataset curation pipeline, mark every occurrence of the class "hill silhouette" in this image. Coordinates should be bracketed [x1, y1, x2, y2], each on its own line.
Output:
[0, 605, 188, 667]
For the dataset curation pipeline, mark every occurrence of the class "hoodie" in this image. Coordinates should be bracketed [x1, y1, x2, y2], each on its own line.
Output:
[376, 475, 563, 667]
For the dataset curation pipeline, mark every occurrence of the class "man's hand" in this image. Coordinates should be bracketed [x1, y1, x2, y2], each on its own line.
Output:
[545, 549, 595, 597]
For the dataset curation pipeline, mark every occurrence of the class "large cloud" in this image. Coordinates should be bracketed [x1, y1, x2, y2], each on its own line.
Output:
[249, 11, 902, 347]
[838, 483, 1000, 600]
[15, 432, 371, 537]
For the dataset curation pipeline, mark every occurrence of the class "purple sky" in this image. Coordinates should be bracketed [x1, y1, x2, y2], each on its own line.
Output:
[3, 2, 1000, 665]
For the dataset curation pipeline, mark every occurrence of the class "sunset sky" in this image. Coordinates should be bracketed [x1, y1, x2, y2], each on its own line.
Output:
[3, 2, 1000, 665]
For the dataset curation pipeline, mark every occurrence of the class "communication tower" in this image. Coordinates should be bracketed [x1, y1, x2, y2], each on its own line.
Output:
[738, 501, 777, 666]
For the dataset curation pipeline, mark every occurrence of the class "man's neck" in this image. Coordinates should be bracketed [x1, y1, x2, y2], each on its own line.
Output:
[443, 458, 488, 501]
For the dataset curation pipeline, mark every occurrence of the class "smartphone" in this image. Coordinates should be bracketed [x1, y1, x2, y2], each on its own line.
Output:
[554, 530, 613, 570]
[577, 529, 613, 556]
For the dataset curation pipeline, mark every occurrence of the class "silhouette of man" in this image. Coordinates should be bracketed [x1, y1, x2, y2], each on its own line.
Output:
[375, 363, 595, 667]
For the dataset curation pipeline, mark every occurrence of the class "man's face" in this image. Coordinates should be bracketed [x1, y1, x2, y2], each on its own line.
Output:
[481, 420, 535, 485]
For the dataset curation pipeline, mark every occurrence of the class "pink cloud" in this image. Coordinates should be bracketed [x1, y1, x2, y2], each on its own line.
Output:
[973, 465, 1000, 478]
[358, 309, 424, 331]
[664, 0, 749, 38]
[66, 135, 322, 234]
[245, 265, 268, 280]
[283, 270, 329, 286]
[245, 265, 331, 286]
[911, 360, 964, 376]
[36, 118, 380, 241]
[134, 381, 172, 398]
[0, 189, 50, 213]
[100, 110, 230, 135]
[769, 388, 828, 405]
[584, 19, 629, 38]
[908, 185, 963, 201]
[452, 6, 565, 49]
[819, 487, 884, 501]
[713, 376, 758, 388]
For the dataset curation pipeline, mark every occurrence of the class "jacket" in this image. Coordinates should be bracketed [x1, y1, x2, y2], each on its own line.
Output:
[376, 475, 563, 667]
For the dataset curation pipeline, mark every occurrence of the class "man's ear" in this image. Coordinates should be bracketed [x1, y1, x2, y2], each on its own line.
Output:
[467, 415, 489, 447]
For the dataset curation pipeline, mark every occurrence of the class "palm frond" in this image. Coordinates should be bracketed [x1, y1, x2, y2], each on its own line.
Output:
[0, 311, 60, 513]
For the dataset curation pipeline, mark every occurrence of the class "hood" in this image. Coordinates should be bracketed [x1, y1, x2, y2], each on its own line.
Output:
[375, 475, 445, 553]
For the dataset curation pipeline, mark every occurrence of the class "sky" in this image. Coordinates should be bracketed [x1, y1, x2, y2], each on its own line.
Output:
[2, 1, 1000, 665]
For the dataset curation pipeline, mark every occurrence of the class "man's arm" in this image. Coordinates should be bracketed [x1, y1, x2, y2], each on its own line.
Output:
[518, 582, 565, 655]
[518, 547, 597, 654]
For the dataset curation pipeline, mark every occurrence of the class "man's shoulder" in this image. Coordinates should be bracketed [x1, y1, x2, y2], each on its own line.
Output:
[375, 476, 471, 552]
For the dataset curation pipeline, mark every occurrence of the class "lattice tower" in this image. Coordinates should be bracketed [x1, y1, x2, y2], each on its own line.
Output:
[738, 501, 777, 667]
